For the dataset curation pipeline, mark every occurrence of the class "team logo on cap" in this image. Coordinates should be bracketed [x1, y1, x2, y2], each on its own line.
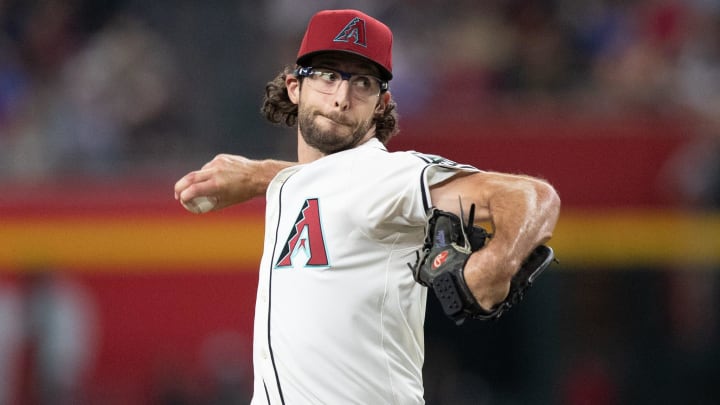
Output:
[334, 17, 367, 47]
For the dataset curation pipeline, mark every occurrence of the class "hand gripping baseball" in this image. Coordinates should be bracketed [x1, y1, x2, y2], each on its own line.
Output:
[409, 203, 555, 325]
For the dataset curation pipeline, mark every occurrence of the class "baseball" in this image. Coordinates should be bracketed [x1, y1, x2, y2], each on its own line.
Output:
[182, 196, 218, 214]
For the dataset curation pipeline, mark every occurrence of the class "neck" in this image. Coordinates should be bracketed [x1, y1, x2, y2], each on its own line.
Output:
[297, 132, 326, 164]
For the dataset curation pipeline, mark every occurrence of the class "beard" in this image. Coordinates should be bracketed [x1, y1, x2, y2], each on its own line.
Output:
[297, 106, 375, 155]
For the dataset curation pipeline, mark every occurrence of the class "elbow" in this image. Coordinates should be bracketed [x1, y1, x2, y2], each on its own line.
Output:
[533, 179, 561, 240]
[536, 179, 561, 213]
[545, 181, 562, 215]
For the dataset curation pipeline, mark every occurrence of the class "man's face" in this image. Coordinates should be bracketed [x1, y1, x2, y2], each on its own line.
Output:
[291, 54, 387, 155]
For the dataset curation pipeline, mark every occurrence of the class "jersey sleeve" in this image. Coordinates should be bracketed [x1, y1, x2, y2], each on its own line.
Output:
[359, 150, 479, 239]
[410, 152, 480, 213]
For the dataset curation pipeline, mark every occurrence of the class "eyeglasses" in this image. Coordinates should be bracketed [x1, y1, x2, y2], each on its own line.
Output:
[295, 66, 388, 100]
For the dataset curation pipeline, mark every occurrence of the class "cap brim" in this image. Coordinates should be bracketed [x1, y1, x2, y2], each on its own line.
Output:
[297, 50, 392, 81]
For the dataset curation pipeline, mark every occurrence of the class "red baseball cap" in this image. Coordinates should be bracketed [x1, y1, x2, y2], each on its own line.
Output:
[296, 9, 393, 80]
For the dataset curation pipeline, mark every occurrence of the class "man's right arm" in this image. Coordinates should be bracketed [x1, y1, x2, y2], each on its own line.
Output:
[174, 154, 295, 212]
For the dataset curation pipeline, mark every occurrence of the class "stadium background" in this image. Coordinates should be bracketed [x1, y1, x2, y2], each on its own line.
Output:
[1, 0, 719, 404]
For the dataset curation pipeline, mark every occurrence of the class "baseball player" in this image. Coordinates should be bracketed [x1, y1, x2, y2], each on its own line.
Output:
[174, 9, 560, 405]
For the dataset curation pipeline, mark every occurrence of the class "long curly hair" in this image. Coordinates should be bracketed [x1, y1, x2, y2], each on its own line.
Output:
[261, 65, 399, 145]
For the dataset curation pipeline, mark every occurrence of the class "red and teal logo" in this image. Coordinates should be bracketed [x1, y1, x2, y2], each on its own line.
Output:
[276, 198, 330, 269]
[333, 17, 367, 47]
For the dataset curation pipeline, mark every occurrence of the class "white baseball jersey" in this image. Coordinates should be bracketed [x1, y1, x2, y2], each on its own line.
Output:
[251, 138, 478, 405]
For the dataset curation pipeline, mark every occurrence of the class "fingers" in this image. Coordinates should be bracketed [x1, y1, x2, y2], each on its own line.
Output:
[174, 154, 260, 212]
[174, 171, 195, 200]
[174, 169, 215, 202]
[175, 155, 232, 199]
[173, 154, 242, 208]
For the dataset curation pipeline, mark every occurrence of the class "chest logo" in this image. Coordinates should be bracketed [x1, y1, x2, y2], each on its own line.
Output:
[275, 198, 330, 269]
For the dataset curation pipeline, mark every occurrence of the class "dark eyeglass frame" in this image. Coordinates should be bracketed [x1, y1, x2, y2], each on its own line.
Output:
[295, 66, 389, 93]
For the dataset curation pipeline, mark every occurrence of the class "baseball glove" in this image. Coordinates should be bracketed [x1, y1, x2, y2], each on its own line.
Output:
[409, 204, 555, 325]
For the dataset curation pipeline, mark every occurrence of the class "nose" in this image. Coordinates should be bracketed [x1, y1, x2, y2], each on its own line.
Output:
[333, 80, 352, 110]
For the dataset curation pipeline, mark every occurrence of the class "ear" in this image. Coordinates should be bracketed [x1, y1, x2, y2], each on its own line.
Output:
[375, 91, 391, 114]
[286, 74, 300, 105]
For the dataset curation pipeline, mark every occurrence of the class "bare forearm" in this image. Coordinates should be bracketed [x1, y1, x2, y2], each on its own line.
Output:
[251, 159, 296, 196]
[466, 178, 560, 309]
[174, 155, 296, 212]
[430, 172, 561, 310]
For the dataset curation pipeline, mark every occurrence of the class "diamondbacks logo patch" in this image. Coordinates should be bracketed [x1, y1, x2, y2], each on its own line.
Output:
[334, 17, 367, 47]
[275, 198, 330, 269]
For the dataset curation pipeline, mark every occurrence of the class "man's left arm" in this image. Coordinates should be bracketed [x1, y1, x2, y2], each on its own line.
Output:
[429, 171, 561, 312]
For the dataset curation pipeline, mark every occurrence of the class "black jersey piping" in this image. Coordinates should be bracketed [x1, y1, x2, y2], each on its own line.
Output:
[419, 165, 432, 211]
[265, 173, 296, 405]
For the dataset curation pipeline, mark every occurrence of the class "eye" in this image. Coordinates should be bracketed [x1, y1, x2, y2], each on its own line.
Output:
[352, 76, 373, 89]
[316, 70, 340, 82]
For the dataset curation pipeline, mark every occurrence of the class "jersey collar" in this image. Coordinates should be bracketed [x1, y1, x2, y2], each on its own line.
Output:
[359, 137, 387, 151]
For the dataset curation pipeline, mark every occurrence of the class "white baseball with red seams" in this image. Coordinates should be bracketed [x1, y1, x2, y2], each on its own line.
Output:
[250, 138, 478, 405]
[181, 196, 217, 214]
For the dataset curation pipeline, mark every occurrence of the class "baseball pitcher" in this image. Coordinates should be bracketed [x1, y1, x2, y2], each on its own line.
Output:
[174, 9, 560, 405]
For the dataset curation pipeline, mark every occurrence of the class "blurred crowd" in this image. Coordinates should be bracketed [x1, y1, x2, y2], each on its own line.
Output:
[1, 0, 719, 180]
[0, 0, 188, 179]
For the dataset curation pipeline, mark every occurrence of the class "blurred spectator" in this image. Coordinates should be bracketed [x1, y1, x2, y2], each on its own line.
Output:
[0, 278, 23, 405]
[199, 331, 253, 405]
[55, 14, 185, 171]
[658, 0, 720, 205]
[655, 3, 720, 403]
[664, 0, 720, 204]
[0, 0, 187, 179]
[0, 271, 98, 405]
[22, 271, 98, 405]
